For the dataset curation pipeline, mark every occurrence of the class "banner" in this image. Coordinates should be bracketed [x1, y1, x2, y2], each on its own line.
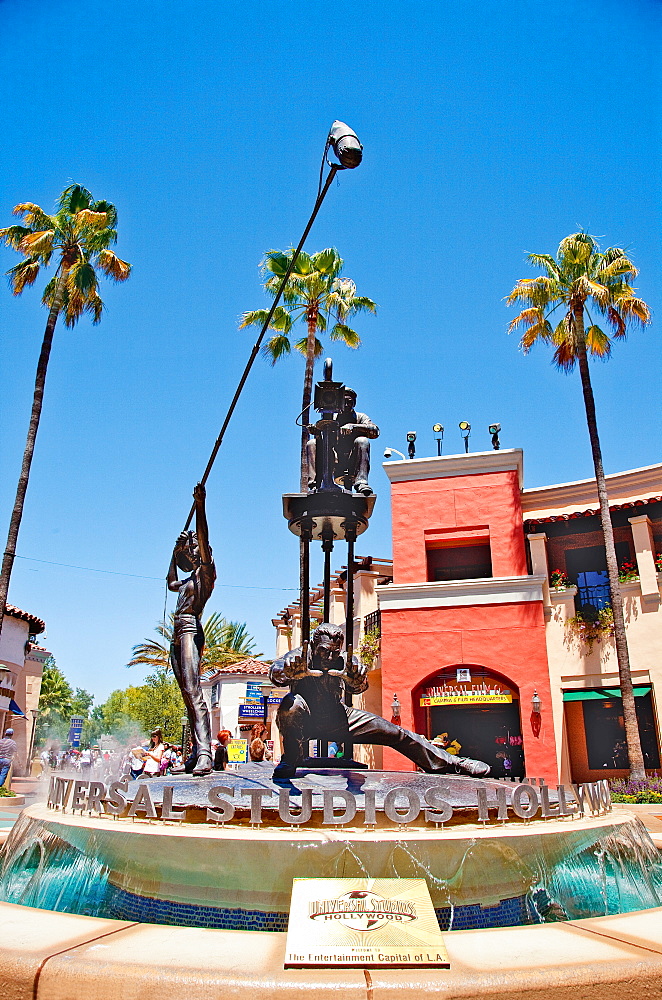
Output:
[226, 739, 248, 763]
[420, 692, 512, 706]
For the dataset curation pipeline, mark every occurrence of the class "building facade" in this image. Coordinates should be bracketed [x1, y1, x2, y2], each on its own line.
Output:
[273, 452, 662, 783]
[0, 604, 50, 773]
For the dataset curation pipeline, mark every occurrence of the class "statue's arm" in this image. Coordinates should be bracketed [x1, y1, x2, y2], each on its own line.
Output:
[194, 483, 213, 565]
[330, 653, 369, 693]
[356, 412, 379, 439]
[167, 550, 182, 593]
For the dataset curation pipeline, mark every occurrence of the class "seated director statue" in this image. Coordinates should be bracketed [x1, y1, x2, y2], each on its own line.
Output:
[306, 386, 378, 496]
[270, 623, 490, 779]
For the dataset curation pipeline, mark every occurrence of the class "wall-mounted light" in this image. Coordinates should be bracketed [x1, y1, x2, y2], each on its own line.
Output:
[459, 421, 471, 454]
[406, 431, 417, 459]
[489, 423, 501, 450]
[391, 693, 401, 724]
[432, 423, 444, 456]
[531, 690, 542, 714]
[384, 447, 406, 461]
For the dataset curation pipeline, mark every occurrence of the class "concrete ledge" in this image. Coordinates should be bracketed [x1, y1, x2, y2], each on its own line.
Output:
[2, 899, 662, 1000]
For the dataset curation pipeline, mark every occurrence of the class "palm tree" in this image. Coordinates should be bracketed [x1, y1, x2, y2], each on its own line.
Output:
[128, 612, 261, 675]
[0, 184, 131, 635]
[506, 231, 651, 780]
[240, 248, 377, 490]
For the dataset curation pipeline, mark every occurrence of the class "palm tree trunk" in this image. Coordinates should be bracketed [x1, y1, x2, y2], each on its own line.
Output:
[0, 271, 66, 636]
[575, 305, 646, 780]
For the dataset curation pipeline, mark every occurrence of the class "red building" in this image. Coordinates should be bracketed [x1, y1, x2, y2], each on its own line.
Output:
[378, 450, 558, 783]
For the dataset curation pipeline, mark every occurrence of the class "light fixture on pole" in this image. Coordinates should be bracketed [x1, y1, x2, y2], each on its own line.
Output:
[384, 448, 406, 461]
[391, 693, 401, 725]
[531, 690, 542, 714]
[489, 423, 501, 451]
[328, 121, 363, 168]
[180, 714, 188, 752]
[406, 432, 417, 459]
[28, 709, 39, 771]
[432, 423, 444, 456]
[459, 421, 471, 454]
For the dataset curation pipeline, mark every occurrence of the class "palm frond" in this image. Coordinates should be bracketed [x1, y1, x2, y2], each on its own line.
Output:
[57, 184, 93, 214]
[527, 253, 561, 279]
[330, 322, 361, 347]
[74, 209, 109, 232]
[18, 229, 55, 258]
[0, 225, 32, 249]
[597, 255, 637, 282]
[12, 203, 56, 230]
[349, 295, 378, 313]
[519, 320, 554, 352]
[618, 296, 651, 327]
[7, 258, 40, 294]
[606, 306, 626, 338]
[294, 335, 323, 358]
[97, 249, 131, 281]
[312, 247, 342, 276]
[506, 306, 545, 333]
[262, 334, 291, 364]
[586, 324, 612, 358]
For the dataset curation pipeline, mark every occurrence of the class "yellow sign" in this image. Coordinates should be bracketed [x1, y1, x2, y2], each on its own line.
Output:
[421, 692, 512, 706]
[226, 739, 248, 763]
[285, 878, 449, 969]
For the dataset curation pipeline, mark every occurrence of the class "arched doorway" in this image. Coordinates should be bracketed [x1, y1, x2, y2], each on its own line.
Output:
[413, 666, 525, 778]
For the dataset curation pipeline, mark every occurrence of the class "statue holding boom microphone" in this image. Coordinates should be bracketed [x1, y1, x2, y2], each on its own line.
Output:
[168, 483, 215, 776]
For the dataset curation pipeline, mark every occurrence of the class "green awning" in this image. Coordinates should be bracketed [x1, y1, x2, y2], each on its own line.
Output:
[563, 686, 651, 702]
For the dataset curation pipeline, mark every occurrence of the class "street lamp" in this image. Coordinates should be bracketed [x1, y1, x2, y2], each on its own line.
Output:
[391, 693, 401, 725]
[531, 691, 542, 714]
[180, 714, 188, 752]
[28, 709, 39, 773]
[328, 121, 363, 168]
[459, 421, 471, 454]
[383, 448, 406, 461]
[433, 423, 444, 456]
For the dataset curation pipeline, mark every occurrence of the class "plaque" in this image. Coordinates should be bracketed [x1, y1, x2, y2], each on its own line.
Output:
[284, 877, 449, 969]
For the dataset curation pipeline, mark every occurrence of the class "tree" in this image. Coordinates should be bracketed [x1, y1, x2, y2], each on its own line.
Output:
[240, 248, 377, 490]
[35, 660, 73, 743]
[128, 612, 260, 675]
[506, 231, 651, 779]
[0, 184, 131, 634]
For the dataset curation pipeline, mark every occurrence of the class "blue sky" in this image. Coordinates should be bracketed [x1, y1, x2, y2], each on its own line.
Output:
[1, 0, 660, 702]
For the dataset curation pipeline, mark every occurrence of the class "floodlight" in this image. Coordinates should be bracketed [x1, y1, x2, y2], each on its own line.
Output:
[459, 421, 471, 454]
[328, 121, 363, 169]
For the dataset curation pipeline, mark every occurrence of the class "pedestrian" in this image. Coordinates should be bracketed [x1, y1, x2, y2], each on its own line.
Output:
[213, 730, 231, 771]
[141, 728, 165, 778]
[0, 728, 18, 787]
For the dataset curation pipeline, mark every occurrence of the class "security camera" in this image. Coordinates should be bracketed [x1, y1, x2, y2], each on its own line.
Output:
[383, 448, 392, 458]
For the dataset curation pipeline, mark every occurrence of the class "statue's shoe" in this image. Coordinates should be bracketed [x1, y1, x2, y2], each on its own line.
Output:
[451, 756, 491, 778]
[272, 760, 299, 779]
[192, 752, 213, 776]
[354, 481, 373, 496]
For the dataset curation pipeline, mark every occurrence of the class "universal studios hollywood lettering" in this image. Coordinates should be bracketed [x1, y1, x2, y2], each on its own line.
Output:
[46, 776, 613, 827]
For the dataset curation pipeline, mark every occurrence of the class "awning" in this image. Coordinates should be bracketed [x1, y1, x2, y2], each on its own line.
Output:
[8, 699, 25, 717]
[563, 686, 651, 702]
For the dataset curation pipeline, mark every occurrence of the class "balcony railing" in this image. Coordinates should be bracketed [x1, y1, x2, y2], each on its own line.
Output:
[364, 610, 381, 635]
[576, 582, 611, 612]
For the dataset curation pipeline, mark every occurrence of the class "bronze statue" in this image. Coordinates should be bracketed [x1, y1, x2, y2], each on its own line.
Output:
[270, 623, 490, 779]
[306, 387, 379, 496]
[167, 483, 215, 776]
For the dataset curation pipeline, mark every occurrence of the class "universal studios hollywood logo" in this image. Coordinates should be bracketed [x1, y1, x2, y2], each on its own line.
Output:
[309, 891, 417, 931]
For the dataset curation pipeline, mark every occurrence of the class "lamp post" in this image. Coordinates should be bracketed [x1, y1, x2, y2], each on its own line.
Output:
[433, 423, 444, 456]
[27, 708, 39, 774]
[180, 714, 188, 753]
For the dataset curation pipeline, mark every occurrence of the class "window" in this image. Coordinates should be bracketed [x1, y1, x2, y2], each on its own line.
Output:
[565, 542, 630, 612]
[427, 544, 492, 582]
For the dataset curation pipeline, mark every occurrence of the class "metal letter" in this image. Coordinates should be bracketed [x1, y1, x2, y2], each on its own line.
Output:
[424, 786, 452, 824]
[241, 788, 273, 824]
[86, 781, 106, 814]
[363, 787, 377, 825]
[512, 784, 539, 819]
[161, 785, 187, 821]
[72, 780, 89, 812]
[104, 781, 128, 816]
[383, 787, 421, 824]
[540, 785, 560, 818]
[322, 790, 357, 825]
[128, 783, 157, 819]
[207, 786, 235, 822]
[278, 788, 313, 824]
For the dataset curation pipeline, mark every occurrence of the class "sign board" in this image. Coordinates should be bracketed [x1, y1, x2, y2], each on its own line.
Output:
[245, 681, 263, 703]
[285, 878, 449, 969]
[226, 739, 248, 764]
[68, 716, 84, 747]
[420, 681, 512, 707]
[238, 703, 267, 719]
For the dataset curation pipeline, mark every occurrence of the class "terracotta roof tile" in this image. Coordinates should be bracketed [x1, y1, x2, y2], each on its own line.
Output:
[215, 658, 270, 676]
[5, 605, 45, 633]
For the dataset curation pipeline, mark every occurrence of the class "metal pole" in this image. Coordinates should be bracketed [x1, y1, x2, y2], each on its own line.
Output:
[322, 529, 333, 623]
[183, 164, 340, 531]
[301, 523, 312, 645]
[344, 527, 356, 760]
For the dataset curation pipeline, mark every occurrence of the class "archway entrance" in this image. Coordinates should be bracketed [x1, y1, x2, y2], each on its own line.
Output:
[413, 667, 525, 778]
